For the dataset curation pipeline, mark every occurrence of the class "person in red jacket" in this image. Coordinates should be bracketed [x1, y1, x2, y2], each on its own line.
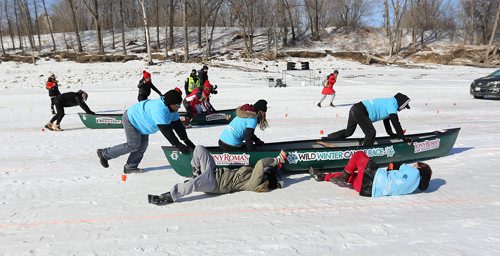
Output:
[317, 70, 339, 107]
[137, 70, 162, 102]
[182, 82, 217, 126]
[46, 72, 61, 115]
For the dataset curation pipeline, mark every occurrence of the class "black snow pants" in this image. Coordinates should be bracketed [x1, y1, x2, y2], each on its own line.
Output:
[326, 102, 376, 146]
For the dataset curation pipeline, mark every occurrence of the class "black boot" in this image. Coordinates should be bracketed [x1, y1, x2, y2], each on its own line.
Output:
[124, 166, 145, 174]
[148, 192, 174, 205]
[329, 170, 351, 187]
[309, 167, 325, 182]
[97, 149, 109, 168]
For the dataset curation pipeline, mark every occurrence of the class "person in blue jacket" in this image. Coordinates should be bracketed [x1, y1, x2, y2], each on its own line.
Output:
[218, 99, 268, 151]
[324, 92, 412, 146]
[97, 89, 196, 174]
[309, 151, 432, 197]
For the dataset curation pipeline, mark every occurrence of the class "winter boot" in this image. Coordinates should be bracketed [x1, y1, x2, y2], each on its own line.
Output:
[316, 103, 321, 107]
[96, 149, 109, 168]
[123, 166, 145, 174]
[52, 124, 64, 131]
[330, 103, 336, 107]
[329, 170, 351, 187]
[309, 167, 325, 182]
[44, 122, 54, 131]
[148, 192, 174, 205]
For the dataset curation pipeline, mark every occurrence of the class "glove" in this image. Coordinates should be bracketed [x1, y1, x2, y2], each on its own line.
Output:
[275, 149, 287, 168]
[403, 137, 413, 145]
[176, 143, 190, 154]
[183, 139, 195, 149]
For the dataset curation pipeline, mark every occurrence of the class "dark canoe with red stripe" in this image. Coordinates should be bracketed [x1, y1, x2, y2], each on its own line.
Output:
[162, 128, 461, 177]
[78, 109, 236, 129]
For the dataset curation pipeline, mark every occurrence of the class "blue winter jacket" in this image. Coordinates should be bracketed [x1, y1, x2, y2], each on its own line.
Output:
[128, 97, 180, 135]
[371, 164, 421, 197]
[362, 97, 399, 122]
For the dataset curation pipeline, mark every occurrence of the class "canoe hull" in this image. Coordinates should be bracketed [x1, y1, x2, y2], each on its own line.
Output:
[78, 109, 236, 129]
[162, 128, 461, 177]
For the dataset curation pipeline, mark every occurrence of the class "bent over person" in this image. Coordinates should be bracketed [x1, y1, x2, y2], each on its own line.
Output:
[44, 90, 94, 131]
[309, 151, 432, 197]
[97, 89, 195, 174]
[148, 145, 287, 205]
[324, 92, 412, 146]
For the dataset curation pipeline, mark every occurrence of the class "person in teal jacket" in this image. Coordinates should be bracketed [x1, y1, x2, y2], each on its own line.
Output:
[218, 99, 268, 151]
[309, 151, 432, 197]
[97, 89, 195, 174]
[324, 92, 412, 146]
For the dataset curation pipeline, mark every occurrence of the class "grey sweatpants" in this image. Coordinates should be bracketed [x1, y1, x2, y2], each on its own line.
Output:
[169, 145, 217, 201]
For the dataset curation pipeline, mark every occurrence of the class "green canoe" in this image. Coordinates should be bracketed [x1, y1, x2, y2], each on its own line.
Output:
[78, 109, 236, 129]
[162, 128, 461, 177]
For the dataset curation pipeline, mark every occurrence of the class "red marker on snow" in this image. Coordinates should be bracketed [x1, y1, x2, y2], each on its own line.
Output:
[320, 130, 324, 135]
[121, 174, 127, 182]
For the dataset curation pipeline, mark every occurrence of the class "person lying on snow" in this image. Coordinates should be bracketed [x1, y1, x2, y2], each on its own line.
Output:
[182, 82, 218, 126]
[44, 90, 95, 131]
[218, 99, 268, 151]
[148, 145, 287, 205]
[97, 89, 196, 174]
[137, 70, 162, 102]
[309, 151, 432, 197]
[324, 92, 412, 146]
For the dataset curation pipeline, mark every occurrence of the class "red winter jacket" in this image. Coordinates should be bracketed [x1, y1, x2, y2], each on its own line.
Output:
[321, 73, 337, 95]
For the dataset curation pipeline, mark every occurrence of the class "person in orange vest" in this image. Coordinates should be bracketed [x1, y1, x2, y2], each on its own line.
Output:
[46, 72, 61, 115]
[317, 70, 339, 107]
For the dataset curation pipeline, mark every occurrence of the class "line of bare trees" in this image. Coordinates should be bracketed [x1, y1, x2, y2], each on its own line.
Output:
[1, 0, 500, 63]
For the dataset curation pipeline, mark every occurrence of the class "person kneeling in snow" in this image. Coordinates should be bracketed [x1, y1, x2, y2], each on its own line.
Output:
[309, 151, 432, 197]
[148, 145, 287, 205]
[44, 90, 95, 131]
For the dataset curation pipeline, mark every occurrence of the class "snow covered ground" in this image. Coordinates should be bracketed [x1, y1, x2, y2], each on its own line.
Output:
[1, 57, 500, 255]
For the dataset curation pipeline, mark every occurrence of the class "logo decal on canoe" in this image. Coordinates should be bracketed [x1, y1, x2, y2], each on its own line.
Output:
[95, 117, 122, 125]
[413, 138, 440, 153]
[211, 153, 250, 166]
[206, 113, 231, 122]
[287, 146, 395, 164]
[170, 152, 179, 160]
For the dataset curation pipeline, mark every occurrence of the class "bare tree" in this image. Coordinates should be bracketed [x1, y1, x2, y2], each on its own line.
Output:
[0, 2, 6, 55]
[67, 0, 83, 52]
[206, 0, 224, 59]
[13, 0, 24, 50]
[33, 0, 41, 50]
[229, 0, 257, 57]
[387, 0, 408, 59]
[41, 0, 56, 51]
[168, 0, 174, 50]
[4, 1, 17, 50]
[488, 0, 500, 45]
[183, 0, 189, 62]
[139, 0, 153, 64]
[82, 0, 104, 54]
[119, 0, 127, 55]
